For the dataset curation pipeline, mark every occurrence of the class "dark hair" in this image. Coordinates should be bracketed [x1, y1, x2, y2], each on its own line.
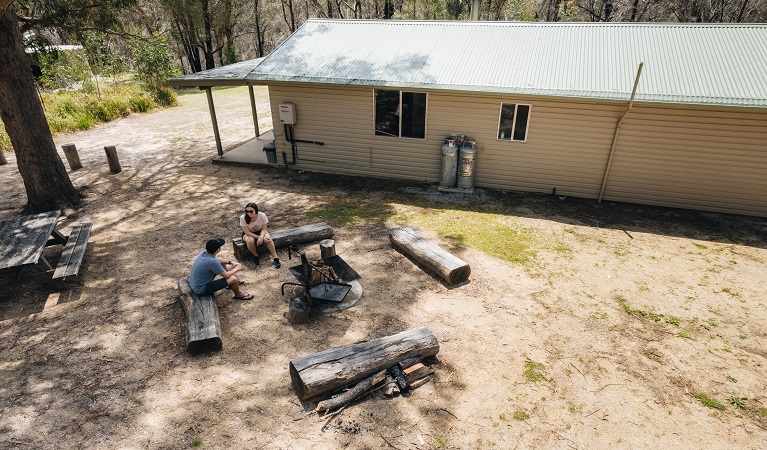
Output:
[244, 202, 259, 224]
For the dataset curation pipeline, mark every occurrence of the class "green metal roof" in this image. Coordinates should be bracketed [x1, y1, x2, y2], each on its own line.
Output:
[170, 20, 767, 108]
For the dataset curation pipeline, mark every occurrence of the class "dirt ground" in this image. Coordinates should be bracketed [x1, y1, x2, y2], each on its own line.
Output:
[1, 86, 767, 450]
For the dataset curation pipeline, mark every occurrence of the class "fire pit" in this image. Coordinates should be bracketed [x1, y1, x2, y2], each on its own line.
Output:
[281, 246, 362, 314]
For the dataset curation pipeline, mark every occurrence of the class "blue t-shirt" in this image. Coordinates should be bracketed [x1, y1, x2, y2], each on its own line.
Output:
[188, 251, 225, 294]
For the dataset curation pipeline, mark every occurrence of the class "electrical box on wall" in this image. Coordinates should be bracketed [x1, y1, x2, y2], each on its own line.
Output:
[279, 102, 296, 124]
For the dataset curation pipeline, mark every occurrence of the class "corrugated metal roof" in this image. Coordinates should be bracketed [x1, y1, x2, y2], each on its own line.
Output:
[170, 58, 265, 86]
[171, 21, 767, 107]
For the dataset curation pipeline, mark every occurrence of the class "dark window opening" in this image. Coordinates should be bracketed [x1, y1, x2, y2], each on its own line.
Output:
[375, 90, 427, 139]
[498, 103, 531, 142]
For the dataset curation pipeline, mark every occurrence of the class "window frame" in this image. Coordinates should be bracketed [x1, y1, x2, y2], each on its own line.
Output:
[374, 89, 428, 140]
[497, 103, 531, 143]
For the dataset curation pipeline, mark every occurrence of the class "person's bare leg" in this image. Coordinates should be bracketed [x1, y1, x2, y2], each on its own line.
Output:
[244, 235, 258, 258]
[227, 275, 249, 297]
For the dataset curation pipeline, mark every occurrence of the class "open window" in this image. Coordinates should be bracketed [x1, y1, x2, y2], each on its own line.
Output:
[375, 90, 427, 139]
[497, 103, 531, 142]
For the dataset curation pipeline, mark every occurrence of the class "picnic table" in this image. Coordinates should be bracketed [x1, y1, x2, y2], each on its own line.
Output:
[0, 210, 66, 271]
[0, 210, 92, 279]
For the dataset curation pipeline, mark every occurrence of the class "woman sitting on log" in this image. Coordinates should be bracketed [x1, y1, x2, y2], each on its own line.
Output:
[239, 202, 281, 268]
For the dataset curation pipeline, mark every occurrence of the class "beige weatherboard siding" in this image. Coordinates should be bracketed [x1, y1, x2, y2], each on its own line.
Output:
[269, 83, 767, 217]
[602, 105, 767, 217]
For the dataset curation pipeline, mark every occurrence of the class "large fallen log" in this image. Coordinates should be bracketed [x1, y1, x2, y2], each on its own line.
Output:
[289, 326, 439, 400]
[177, 278, 222, 354]
[389, 227, 471, 285]
[233, 222, 334, 261]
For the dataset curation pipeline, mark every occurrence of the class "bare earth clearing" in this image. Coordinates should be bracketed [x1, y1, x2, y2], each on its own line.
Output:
[1, 86, 766, 450]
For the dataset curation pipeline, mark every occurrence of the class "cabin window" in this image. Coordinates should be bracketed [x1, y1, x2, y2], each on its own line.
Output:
[497, 103, 531, 142]
[375, 90, 427, 139]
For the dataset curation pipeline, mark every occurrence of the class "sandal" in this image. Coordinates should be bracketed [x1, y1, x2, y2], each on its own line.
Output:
[233, 293, 254, 301]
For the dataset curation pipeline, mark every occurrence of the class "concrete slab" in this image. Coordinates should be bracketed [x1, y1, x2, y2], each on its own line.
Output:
[212, 129, 275, 167]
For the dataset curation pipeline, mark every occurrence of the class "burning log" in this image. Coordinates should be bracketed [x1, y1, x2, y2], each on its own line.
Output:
[389, 227, 471, 285]
[289, 326, 439, 400]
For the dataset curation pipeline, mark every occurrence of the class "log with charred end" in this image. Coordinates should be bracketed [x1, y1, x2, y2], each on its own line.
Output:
[409, 375, 433, 390]
[315, 370, 386, 412]
[389, 227, 470, 285]
[382, 374, 400, 397]
[289, 326, 439, 400]
[388, 364, 409, 392]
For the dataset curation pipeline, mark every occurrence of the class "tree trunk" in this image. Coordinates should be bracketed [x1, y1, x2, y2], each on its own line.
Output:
[0, 4, 81, 212]
[201, 0, 216, 69]
[254, 0, 264, 57]
[289, 326, 440, 400]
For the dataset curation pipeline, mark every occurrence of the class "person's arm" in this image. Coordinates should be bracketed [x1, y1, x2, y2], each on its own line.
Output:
[241, 224, 258, 239]
[217, 258, 243, 279]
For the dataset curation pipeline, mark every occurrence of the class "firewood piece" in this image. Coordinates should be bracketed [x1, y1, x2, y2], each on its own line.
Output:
[320, 239, 336, 258]
[316, 370, 386, 412]
[405, 365, 433, 384]
[388, 364, 409, 392]
[389, 227, 470, 285]
[409, 375, 433, 390]
[398, 355, 423, 370]
[289, 326, 439, 400]
[382, 374, 400, 397]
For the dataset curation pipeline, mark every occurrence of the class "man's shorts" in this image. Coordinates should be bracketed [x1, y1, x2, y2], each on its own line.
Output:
[202, 278, 229, 295]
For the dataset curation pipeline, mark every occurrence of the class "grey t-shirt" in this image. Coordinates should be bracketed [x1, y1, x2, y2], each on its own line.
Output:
[188, 251, 224, 294]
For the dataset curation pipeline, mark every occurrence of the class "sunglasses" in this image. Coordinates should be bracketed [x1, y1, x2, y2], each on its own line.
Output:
[246, 209, 256, 213]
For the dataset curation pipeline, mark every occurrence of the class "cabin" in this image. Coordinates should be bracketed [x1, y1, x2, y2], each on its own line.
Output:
[170, 20, 767, 217]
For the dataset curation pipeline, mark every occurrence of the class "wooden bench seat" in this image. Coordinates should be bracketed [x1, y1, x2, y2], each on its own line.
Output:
[233, 221, 334, 261]
[177, 278, 222, 354]
[52, 221, 92, 280]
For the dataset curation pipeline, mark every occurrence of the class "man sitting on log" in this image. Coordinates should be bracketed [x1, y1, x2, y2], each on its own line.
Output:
[189, 238, 253, 300]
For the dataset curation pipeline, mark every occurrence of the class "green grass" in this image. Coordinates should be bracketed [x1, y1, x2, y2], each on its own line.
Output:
[307, 200, 538, 265]
[523, 360, 548, 383]
[616, 295, 681, 327]
[513, 410, 530, 421]
[729, 395, 747, 409]
[192, 439, 202, 447]
[690, 392, 726, 411]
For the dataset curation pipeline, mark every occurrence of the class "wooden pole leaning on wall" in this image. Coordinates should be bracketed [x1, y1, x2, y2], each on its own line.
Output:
[61, 143, 82, 170]
[104, 145, 122, 173]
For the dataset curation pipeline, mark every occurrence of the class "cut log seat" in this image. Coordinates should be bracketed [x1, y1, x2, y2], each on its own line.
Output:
[177, 278, 223, 354]
[289, 326, 440, 400]
[52, 221, 92, 280]
[233, 221, 334, 261]
[389, 226, 471, 285]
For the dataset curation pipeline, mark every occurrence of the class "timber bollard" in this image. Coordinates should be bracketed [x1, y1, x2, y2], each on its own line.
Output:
[104, 145, 122, 173]
[61, 143, 82, 170]
[0, 150, 7, 166]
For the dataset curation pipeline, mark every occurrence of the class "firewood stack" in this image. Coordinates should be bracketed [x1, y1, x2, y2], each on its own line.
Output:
[315, 355, 435, 413]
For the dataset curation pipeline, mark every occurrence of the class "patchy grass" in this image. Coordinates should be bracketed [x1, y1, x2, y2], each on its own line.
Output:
[513, 410, 530, 421]
[523, 360, 548, 383]
[305, 198, 393, 225]
[616, 295, 681, 327]
[690, 392, 727, 411]
[729, 396, 747, 409]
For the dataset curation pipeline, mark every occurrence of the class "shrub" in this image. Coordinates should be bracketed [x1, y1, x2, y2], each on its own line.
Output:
[152, 86, 178, 107]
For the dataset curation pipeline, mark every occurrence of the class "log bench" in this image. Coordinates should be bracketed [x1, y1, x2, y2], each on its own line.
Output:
[289, 326, 440, 400]
[389, 226, 471, 285]
[52, 221, 92, 280]
[233, 222, 334, 261]
[177, 277, 223, 354]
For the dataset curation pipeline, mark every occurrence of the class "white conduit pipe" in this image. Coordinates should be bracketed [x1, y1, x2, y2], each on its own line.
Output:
[598, 62, 644, 203]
